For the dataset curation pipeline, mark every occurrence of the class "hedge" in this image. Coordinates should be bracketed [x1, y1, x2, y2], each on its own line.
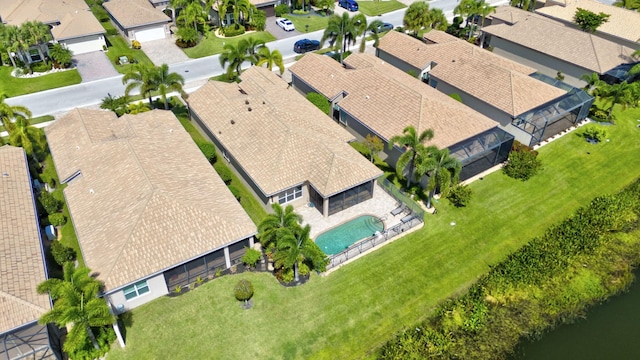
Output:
[197, 142, 217, 164]
[216, 166, 233, 185]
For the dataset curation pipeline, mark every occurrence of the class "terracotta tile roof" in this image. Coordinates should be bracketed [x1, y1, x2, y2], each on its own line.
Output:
[378, 31, 566, 116]
[289, 53, 498, 150]
[484, 6, 639, 74]
[0, 146, 50, 334]
[45, 109, 256, 292]
[537, 0, 640, 45]
[103, 0, 171, 28]
[188, 66, 382, 197]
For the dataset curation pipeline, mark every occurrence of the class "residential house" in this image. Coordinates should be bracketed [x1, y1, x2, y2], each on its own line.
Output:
[45, 109, 257, 312]
[0, 0, 106, 58]
[187, 66, 383, 217]
[0, 146, 60, 360]
[482, 6, 638, 87]
[210, 0, 280, 28]
[103, 0, 171, 43]
[289, 53, 514, 181]
[376, 30, 594, 146]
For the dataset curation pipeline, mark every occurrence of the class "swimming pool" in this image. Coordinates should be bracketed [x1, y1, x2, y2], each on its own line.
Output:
[315, 215, 384, 255]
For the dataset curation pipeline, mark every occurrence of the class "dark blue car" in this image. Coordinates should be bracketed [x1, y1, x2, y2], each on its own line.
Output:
[294, 39, 320, 54]
[338, 0, 358, 12]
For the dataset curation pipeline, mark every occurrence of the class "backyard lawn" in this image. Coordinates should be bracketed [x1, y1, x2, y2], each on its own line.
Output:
[105, 35, 154, 74]
[184, 31, 276, 59]
[0, 66, 81, 97]
[107, 107, 640, 359]
[357, 0, 406, 16]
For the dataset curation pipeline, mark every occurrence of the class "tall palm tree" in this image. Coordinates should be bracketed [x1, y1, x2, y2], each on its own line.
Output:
[0, 93, 32, 132]
[321, 13, 367, 64]
[219, 42, 249, 79]
[429, 8, 449, 31]
[8, 115, 46, 158]
[239, 37, 266, 65]
[274, 224, 326, 282]
[122, 63, 158, 108]
[257, 47, 284, 74]
[580, 72, 602, 94]
[361, 20, 383, 53]
[257, 203, 302, 250]
[389, 125, 435, 188]
[21, 21, 51, 63]
[415, 147, 462, 208]
[3, 24, 28, 69]
[154, 64, 186, 110]
[37, 263, 115, 354]
[177, 1, 207, 33]
[477, 0, 496, 47]
[403, 1, 432, 36]
[597, 81, 635, 120]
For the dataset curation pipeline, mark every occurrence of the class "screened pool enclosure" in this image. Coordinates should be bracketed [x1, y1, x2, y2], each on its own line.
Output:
[449, 127, 514, 180]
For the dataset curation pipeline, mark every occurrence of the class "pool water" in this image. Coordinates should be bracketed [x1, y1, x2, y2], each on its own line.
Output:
[315, 215, 384, 255]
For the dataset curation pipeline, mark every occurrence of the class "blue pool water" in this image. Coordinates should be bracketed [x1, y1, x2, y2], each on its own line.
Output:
[315, 215, 384, 255]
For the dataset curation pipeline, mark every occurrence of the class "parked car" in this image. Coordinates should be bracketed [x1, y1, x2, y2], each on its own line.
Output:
[374, 22, 394, 33]
[294, 39, 321, 53]
[338, 0, 358, 12]
[276, 18, 295, 31]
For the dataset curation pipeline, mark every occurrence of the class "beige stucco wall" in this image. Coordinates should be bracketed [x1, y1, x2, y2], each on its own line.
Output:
[107, 273, 168, 312]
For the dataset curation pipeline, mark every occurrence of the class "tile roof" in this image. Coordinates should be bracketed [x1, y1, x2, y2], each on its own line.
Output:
[0, 146, 50, 334]
[289, 53, 498, 150]
[188, 66, 382, 198]
[484, 6, 639, 74]
[45, 109, 256, 292]
[0, 0, 104, 40]
[103, 0, 171, 28]
[377, 30, 566, 116]
[422, 30, 460, 44]
[537, 0, 640, 45]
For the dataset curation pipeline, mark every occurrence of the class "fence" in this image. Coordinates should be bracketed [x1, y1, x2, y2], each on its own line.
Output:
[376, 178, 426, 220]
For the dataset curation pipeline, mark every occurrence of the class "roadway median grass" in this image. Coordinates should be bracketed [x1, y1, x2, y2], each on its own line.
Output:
[106, 106, 640, 359]
[0, 66, 81, 97]
[183, 31, 276, 59]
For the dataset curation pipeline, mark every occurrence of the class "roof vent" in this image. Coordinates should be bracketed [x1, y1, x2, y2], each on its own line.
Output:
[218, 131, 222, 134]
[169, 129, 173, 133]
[248, 107, 252, 112]
[262, 101, 265, 105]
[76, 146, 80, 150]
[245, 100, 249, 105]
[2, 172, 8, 177]
[230, 119, 235, 124]
[89, 188, 95, 194]
[365, 95, 370, 99]
[330, 74, 334, 79]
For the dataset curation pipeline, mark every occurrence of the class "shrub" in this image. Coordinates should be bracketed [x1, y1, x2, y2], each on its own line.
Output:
[242, 248, 262, 267]
[350, 141, 371, 159]
[31, 61, 52, 73]
[50, 241, 76, 266]
[447, 184, 473, 207]
[292, 9, 309, 14]
[39, 191, 62, 215]
[48, 213, 67, 227]
[222, 25, 245, 37]
[275, 4, 290, 17]
[503, 147, 542, 181]
[589, 107, 608, 122]
[106, 28, 118, 36]
[234, 279, 254, 302]
[227, 185, 241, 201]
[40, 164, 58, 188]
[449, 93, 463, 103]
[306, 92, 330, 114]
[581, 124, 609, 142]
[197, 142, 217, 164]
[298, 262, 310, 277]
[216, 166, 233, 185]
[131, 40, 141, 49]
[249, 9, 267, 31]
[91, 5, 110, 22]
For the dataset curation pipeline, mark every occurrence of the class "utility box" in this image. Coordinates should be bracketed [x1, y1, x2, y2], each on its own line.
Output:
[45, 225, 57, 241]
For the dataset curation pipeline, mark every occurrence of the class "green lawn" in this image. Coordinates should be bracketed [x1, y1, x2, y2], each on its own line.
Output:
[107, 107, 640, 359]
[105, 35, 154, 74]
[287, 14, 330, 33]
[357, 0, 406, 16]
[184, 31, 276, 59]
[0, 66, 81, 97]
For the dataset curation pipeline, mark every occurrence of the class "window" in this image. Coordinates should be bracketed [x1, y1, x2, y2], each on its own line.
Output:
[123, 280, 150, 300]
[278, 186, 302, 204]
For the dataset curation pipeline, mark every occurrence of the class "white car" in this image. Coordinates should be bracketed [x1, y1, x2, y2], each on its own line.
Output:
[276, 18, 295, 32]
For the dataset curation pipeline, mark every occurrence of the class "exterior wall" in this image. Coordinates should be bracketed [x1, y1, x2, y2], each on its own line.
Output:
[130, 24, 168, 42]
[60, 34, 106, 55]
[271, 184, 309, 208]
[489, 36, 590, 88]
[375, 49, 422, 76]
[107, 273, 168, 312]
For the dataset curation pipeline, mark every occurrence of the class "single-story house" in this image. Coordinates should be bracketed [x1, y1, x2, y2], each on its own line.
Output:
[187, 66, 383, 217]
[537, 0, 640, 50]
[0, 146, 61, 360]
[0, 0, 106, 57]
[483, 6, 639, 88]
[103, 0, 171, 43]
[45, 109, 257, 311]
[289, 53, 515, 181]
[210, 0, 280, 28]
[376, 30, 594, 147]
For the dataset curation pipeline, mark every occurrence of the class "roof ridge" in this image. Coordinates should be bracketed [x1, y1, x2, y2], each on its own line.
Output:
[509, 71, 517, 116]
[589, 34, 603, 73]
[0, 289, 49, 314]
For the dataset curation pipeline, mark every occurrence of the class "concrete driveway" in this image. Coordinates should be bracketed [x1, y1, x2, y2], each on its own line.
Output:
[73, 51, 118, 83]
[267, 17, 303, 40]
[142, 37, 189, 65]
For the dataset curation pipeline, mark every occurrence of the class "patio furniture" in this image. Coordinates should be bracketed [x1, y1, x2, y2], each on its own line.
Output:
[401, 214, 414, 224]
[391, 203, 405, 216]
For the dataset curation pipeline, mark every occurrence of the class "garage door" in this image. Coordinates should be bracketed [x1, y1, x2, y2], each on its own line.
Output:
[134, 27, 166, 42]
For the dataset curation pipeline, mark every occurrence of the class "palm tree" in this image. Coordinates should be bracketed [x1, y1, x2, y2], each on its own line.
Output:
[403, 2, 432, 36]
[321, 13, 367, 64]
[128, 101, 151, 114]
[316, 0, 335, 15]
[389, 125, 435, 188]
[122, 63, 158, 108]
[3, 24, 28, 69]
[613, 0, 640, 10]
[49, 43, 73, 68]
[154, 64, 186, 110]
[597, 81, 635, 120]
[219, 42, 249, 79]
[239, 37, 266, 65]
[510, 0, 534, 11]
[477, 0, 496, 47]
[429, 8, 449, 31]
[8, 115, 46, 157]
[21, 21, 51, 63]
[100, 93, 128, 117]
[177, 1, 207, 33]
[0, 93, 32, 132]
[37, 263, 115, 354]
[257, 203, 302, 250]
[580, 72, 602, 94]
[274, 224, 326, 282]
[257, 47, 285, 74]
[414, 147, 462, 208]
[361, 20, 383, 53]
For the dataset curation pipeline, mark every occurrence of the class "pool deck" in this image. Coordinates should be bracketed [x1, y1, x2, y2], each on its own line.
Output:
[297, 183, 405, 240]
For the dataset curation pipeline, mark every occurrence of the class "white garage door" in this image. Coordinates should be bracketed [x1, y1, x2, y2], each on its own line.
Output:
[134, 27, 166, 42]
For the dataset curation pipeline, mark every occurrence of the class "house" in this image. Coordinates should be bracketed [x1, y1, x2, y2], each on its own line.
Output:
[376, 30, 594, 146]
[103, 0, 171, 43]
[45, 109, 257, 311]
[289, 53, 514, 181]
[537, 0, 640, 50]
[0, 146, 60, 360]
[210, 0, 280, 28]
[482, 6, 639, 88]
[0, 0, 106, 58]
[187, 66, 383, 218]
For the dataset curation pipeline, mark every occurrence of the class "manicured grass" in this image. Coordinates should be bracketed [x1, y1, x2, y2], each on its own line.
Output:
[105, 35, 154, 74]
[287, 14, 330, 33]
[184, 31, 277, 59]
[107, 107, 640, 359]
[0, 66, 81, 97]
[357, 0, 406, 16]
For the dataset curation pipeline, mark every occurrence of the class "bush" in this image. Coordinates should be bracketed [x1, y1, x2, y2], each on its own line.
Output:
[503, 141, 542, 181]
[197, 142, 217, 164]
[39, 191, 62, 215]
[306, 92, 330, 114]
[131, 40, 141, 49]
[91, 5, 110, 22]
[31, 61, 52, 73]
[292, 9, 309, 14]
[275, 4, 290, 17]
[350, 141, 371, 159]
[222, 25, 245, 37]
[48, 213, 67, 227]
[106, 28, 118, 36]
[449, 93, 463, 103]
[50, 241, 76, 266]
[227, 185, 241, 201]
[249, 9, 267, 31]
[581, 124, 609, 142]
[216, 166, 233, 185]
[447, 184, 473, 207]
[234, 279, 254, 302]
[242, 248, 262, 267]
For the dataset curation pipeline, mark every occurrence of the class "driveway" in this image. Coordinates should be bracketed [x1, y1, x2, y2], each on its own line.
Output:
[142, 37, 189, 65]
[73, 51, 118, 83]
[266, 17, 303, 40]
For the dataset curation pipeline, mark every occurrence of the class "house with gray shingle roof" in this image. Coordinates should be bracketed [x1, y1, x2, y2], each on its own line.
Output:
[187, 66, 383, 217]
[289, 52, 515, 180]
[0, 145, 59, 360]
[376, 30, 594, 147]
[45, 109, 257, 311]
[103, 0, 171, 43]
